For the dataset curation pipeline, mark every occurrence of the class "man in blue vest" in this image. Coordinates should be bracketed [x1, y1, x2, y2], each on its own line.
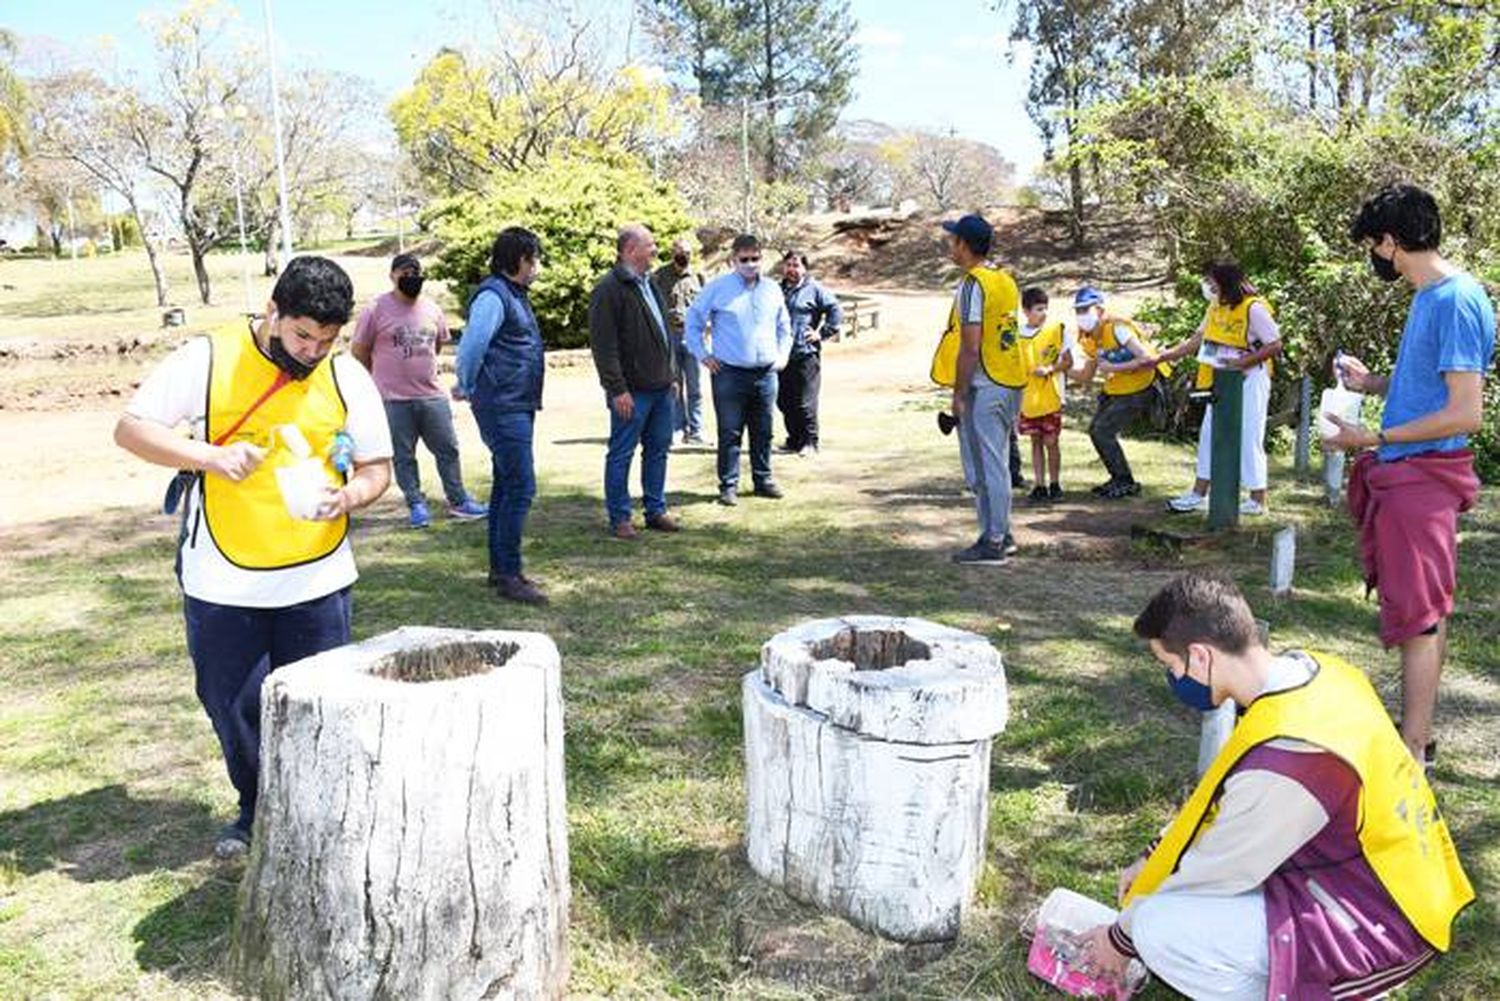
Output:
[455, 227, 549, 605]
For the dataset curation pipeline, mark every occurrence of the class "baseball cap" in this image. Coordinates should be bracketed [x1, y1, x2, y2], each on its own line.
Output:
[391, 252, 421, 273]
[1073, 286, 1105, 309]
[941, 214, 993, 253]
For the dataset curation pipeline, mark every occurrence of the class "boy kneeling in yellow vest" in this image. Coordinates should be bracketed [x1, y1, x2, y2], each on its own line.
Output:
[1077, 572, 1472, 999]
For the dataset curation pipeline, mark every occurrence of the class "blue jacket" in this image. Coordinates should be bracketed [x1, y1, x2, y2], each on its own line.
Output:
[781, 277, 844, 357]
[459, 275, 545, 413]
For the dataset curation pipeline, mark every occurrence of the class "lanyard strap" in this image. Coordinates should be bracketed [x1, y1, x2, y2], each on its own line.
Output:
[212, 371, 291, 446]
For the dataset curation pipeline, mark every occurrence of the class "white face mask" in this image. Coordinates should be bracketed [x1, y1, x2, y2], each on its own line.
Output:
[1076, 311, 1099, 333]
[1201, 279, 1218, 303]
[735, 258, 761, 281]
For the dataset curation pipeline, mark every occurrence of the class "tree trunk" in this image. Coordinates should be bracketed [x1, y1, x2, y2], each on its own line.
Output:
[231, 627, 570, 1001]
[190, 240, 212, 305]
[745, 617, 1008, 943]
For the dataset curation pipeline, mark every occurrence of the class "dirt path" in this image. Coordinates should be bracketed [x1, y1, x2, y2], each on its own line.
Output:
[0, 287, 1163, 550]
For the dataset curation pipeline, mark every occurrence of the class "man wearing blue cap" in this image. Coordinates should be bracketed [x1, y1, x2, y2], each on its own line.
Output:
[1073, 286, 1167, 498]
[930, 214, 1026, 563]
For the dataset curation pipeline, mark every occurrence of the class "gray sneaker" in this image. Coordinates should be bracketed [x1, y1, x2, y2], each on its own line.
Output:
[951, 540, 1008, 565]
[213, 823, 250, 860]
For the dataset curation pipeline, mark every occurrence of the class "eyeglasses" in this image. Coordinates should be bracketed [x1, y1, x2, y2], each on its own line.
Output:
[737, 256, 761, 263]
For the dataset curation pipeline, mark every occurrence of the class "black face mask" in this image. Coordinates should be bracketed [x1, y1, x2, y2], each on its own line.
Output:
[267, 335, 316, 380]
[673, 254, 689, 268]
[397, 274, 425, 297]
[1369, 249, 1400, 283]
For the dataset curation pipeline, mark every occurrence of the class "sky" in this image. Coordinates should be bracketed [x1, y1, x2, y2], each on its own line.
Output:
[4, 0, 1044, 178]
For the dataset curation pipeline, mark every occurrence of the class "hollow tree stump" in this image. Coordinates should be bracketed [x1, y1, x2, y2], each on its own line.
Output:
[230, 627, 569, 1001]
[744, 616, 1008, 943]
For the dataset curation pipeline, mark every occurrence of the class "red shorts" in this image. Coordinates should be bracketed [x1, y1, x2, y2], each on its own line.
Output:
[1019, 412, 1062, 438]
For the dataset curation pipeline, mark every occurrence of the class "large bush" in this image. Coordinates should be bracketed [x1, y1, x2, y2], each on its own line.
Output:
[425, 155, 694, 349]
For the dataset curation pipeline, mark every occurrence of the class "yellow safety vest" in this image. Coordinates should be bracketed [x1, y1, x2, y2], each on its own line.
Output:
[1019, 320, 1068, 418]
[1196, 295, 1275, 390]
[931, 265, 1024, 389]
[1125, 652, 1473, 952]
[1080, 318, 1171, 396]
[201, 322, 349, 570]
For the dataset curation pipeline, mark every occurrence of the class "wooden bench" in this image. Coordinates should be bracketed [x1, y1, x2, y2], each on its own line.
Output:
[832, 294, 880, 341]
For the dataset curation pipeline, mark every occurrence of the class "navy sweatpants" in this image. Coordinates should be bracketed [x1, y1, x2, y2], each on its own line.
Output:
[183, 587, 351, 831]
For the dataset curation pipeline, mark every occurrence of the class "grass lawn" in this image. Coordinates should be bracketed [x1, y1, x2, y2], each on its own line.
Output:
[1, 319, 1496, 998]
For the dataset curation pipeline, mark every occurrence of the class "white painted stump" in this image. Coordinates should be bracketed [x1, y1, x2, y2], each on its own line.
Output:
[744, 616, 1008, 943]
[231, 627, 569, 1001]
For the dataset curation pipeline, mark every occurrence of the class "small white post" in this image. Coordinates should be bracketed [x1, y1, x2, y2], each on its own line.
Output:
[1270, 526, 1296, 597]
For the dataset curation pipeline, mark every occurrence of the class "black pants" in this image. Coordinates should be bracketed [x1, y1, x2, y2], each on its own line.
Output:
[777, 351, 822, 449]
[1089, 387, 1155, 483]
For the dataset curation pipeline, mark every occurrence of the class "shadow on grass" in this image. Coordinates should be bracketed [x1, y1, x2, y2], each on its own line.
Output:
[0, 784, 214, 881]
[131, 874, 239, 977]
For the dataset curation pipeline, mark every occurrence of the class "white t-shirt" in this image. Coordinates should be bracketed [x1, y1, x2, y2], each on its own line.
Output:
[127, 337, 393, 608]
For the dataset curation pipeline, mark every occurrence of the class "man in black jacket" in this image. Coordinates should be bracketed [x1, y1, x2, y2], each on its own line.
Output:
[588, 224, 681, 539]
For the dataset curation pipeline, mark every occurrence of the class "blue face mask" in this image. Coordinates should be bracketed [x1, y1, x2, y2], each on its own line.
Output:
[1165, 667, 1216, 712]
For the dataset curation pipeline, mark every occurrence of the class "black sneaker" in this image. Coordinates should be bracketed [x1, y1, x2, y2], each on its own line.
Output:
[1102, 479, 1141, 500]
[752, 481, 784, 499]
[951, 540, 1008, 564]
[1000, 533, 1019, 557]
[718, 487, 739, 507]
[1012, 474, 1027, 490]
[1048, 483, 1063, 501]
[1026, 485, 1048, 505]
[1090, 479, 1117, 496]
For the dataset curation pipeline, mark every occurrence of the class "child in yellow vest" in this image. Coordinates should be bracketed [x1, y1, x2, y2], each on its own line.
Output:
[1016, 288, 1073, 503]
[1156, 261, 1282, 516]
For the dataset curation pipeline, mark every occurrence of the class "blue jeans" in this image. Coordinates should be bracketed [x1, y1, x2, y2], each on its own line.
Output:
[957, 380, 1021, 542]
[472, 407, 535, 577]
[384, 396, 469, 507]
[672, 337, 703, 437]
[711, 364, 777, 491]
[604, 387, 673, 525]
[184, 587, 352, 830]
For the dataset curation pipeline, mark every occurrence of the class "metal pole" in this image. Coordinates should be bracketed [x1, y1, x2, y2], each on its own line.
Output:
[741, 96, 751, 233]
[1293, 374, 1312, 478]
[231, 151, 252, 312]
[1206, 369, 1244, 531]
[395, 176, 405, 253]
[262, 0, 294, 269]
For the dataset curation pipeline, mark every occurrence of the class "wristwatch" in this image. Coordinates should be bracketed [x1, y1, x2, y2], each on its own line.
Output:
[1377, 430, 1389, 447]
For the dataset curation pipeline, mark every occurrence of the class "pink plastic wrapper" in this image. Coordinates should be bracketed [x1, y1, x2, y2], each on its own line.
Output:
[1025, 888, 1146, 999]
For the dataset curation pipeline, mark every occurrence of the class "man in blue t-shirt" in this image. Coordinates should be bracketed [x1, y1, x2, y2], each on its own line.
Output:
[1326, 183, 1495, 764]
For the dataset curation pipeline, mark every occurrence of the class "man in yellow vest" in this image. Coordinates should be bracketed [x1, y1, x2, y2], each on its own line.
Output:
[1073, 287, 1167, 499]
[114, 256, 393, 860]
[930, 214, 1026, 563]
[1078, 573, 1473, 999]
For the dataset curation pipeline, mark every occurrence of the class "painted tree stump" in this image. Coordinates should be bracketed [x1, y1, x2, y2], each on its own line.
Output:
[230, 627, 569, 1001]
[744, 615, 1008, 943]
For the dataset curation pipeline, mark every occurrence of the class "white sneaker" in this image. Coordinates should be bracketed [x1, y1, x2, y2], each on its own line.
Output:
[1167, 491, 1206, 513]
[1239, 498, 1268, 516]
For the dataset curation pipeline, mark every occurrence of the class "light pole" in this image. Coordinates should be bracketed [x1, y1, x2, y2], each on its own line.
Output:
[212, 103, 254, 312]
[262, 0, 294, 270]
[740, 91, 813, 233]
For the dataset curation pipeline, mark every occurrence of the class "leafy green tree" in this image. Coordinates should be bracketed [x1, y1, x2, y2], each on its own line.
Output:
[390, 28, 681, 198]
[640, 0, 859, 183]
[425, 155, 693, 348]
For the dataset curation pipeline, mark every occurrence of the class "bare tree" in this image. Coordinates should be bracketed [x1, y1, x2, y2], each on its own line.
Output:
[29, 71, 172, 305]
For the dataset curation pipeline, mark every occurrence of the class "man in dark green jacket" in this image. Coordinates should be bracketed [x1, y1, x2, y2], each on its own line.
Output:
[588, 224, 681, 539]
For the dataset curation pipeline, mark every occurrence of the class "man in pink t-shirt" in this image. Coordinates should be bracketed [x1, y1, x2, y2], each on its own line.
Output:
[351, 253, 486, 528]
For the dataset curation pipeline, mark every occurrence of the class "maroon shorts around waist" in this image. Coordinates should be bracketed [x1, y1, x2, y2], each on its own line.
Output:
[1019, 412, 1062, 438]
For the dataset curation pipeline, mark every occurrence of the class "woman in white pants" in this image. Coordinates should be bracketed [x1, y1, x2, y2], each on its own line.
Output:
[1158, 261, 1282, 516]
